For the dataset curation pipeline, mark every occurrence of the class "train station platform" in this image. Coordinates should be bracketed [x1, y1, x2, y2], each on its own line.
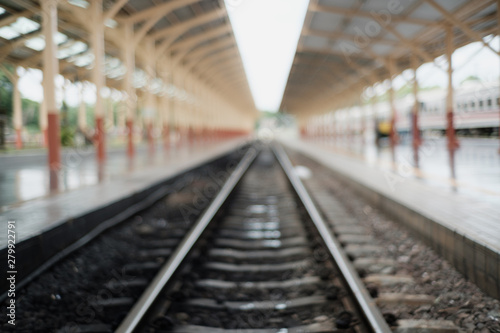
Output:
[0, 138, 250, 289]
[0, 143, 201, 210]
[281, 137, 500, 299]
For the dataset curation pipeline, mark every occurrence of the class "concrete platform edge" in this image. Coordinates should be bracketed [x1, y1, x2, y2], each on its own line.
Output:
[282, 140, 499, 300]
[0, 140, 252, 294]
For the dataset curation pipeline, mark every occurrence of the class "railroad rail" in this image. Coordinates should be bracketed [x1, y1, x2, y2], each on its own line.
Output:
[116, 144, 391, 333]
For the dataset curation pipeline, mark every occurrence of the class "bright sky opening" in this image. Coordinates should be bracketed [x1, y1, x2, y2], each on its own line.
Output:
[225, 0, 309, 112]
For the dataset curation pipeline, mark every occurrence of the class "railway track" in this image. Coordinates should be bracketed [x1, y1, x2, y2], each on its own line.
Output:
[7, 142, 479, 333]
[115, 146, 390, 333]
[1, 148, 247, 333]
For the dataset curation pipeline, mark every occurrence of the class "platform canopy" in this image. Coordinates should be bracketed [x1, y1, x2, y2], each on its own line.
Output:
[0, 0, 255, 115]
[280, 0, 499, 117]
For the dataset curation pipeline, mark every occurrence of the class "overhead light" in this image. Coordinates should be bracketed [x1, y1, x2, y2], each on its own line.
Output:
[0, 26, 20, 40]
[11, 17, 40, 34]
[68, 0, 89, 9]
[25, 36, 45, 50]
[57, 41, 87, 59]
[55, 32, 68, 45]
[73, 53, 94, 67]
[25, 32, 69, 51]
[104, 19, 117, 29]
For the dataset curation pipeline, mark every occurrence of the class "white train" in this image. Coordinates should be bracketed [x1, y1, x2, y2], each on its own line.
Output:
[327, 81, 499, 139]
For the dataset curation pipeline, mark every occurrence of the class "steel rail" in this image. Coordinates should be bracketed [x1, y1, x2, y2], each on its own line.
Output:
[116, 146, 258, 333]
[272, 143, 391, 333]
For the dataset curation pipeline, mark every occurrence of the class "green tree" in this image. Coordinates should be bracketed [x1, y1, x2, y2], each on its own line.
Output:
[0, 67, 13, 119]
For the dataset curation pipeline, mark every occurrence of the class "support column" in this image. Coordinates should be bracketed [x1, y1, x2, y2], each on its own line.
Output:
[12, 70, 22, 149]
[371, 94, 378, 146]
[387, 58, 399, 160]
[40, 96, 48, 146]
[168, 60, 176, 148]
[360, 106, 365, 147]
[411, 55, 422, 167]
[144, 40, 156, 156]
[117, 99, 126, 133]
[91, 0, 106, 162]
[123, 24, 135, 158]
[445, 24, 459, 178]
[172, 67, 182, 148]
[161, 95, 169, 150]
[42, 0, 60, 190]
[107, 96, 114, 131]
[78, 82, 87, 133]
[188, 75, 195, 146]
[498, 0, 500, 153]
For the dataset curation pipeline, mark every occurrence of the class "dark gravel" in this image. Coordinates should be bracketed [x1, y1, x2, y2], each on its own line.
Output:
[289, 150, 500, 333]
[1, 149, 247, 333]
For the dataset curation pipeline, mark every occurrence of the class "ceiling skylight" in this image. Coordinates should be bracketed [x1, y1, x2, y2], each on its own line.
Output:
[57, 40, 87, 59]
[68, 0, 89, 9]
[25, 32, 70, 51]
[11, 17, 39, 34]
[25, 36, 45, 50]
[71, 52, 94, 67]
[225, 0, 309, 111]
[0, 26, 20, 40]
[0, 17, 41, 40]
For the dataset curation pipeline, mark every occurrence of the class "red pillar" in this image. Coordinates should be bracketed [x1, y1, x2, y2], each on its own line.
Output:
[389, 116, 399, 147]
[445, 24, 459, 178]
[411, 55, 422, 167]
[163, 124, 169, 150]
[446, 112, 459, 152]
[48, 113, 60, 190]
[15, 129, 22, 149]
[388, 58, 399, 151]
[146, 122, 154, 155]
[42, 0, 60, 191]
[95, 116, 105, 162]
[43, 129, 48, 147]
[127, 119, 134, 158]
[412, 111, 422, 165]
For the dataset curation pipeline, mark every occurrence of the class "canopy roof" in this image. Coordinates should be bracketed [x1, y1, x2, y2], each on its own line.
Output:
[0, 0, 254, 113]
[280, 0, 498, 117]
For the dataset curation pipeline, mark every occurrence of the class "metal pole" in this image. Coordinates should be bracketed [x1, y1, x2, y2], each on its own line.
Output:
[41, 0, 61, 190]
